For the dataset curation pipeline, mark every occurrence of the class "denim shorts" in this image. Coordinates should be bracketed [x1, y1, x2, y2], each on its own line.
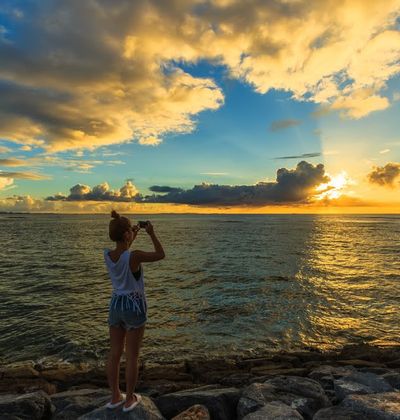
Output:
[108, 294, 147, 330]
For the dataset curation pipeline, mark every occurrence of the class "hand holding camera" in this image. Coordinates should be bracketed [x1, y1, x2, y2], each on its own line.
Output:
[138, 220, 154, 235]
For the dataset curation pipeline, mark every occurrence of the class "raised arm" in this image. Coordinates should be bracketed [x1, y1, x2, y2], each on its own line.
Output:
[131, 222, 165, 266]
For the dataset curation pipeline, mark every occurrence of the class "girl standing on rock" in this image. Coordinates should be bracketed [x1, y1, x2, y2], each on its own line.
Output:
[104, 210, 165, 412]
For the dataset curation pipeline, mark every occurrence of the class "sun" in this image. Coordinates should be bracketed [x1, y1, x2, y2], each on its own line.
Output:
[315, 171, 349, 200]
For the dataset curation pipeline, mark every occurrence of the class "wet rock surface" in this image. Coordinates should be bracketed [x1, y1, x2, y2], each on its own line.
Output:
[0, 344, 400, 419]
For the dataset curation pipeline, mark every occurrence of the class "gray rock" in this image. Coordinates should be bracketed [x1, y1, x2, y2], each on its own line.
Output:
[155, 386, 239, 420]
[359, 367, 393, 375]
[78, 394, 164, 419]
[343, 372, 394, 393]
[309, 365, 356, 382]
[238, 377, 330, 420]
[237, 383, 269, 419]
[383, 373, 400, 390]
[51, 388, 110, 419]
[313, 405, 372, 419]
[342, 392, 400, 419]
[334, 379, 374, 401]
[242, 401, 304, 419]
[264, 376, 330, 407]
[0, 391, 53, 420]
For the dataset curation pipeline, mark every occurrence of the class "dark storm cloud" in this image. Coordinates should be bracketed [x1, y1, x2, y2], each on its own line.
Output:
[273, 152, 321, 160]
[45, 161, 329, 206]
[142, 161, 329, 206]
[368, 162, 400, 187]
[149, 185, 184, 193]
[269, 119, 302, 131]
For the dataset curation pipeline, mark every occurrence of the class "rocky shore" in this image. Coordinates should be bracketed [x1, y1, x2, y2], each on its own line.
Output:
[1, 343, 400, 419]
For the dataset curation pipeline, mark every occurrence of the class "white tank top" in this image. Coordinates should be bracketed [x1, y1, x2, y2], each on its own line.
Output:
[104, 248, 145, 298]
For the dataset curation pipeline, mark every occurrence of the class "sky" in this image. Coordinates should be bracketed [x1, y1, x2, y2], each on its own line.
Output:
[0, 0, 399, 213]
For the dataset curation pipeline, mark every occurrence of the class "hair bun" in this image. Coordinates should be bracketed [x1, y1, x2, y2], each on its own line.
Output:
[111, 210, 120, 219]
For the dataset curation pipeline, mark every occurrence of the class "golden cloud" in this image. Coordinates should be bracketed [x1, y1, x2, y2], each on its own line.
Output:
[0, 0, 399, 153]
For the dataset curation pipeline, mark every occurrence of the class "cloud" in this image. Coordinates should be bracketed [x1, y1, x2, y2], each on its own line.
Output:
[0, 170, 50, 180]
[0, 158, 26, 166]
[46, 181, 140, 202]
[149, 186, 184, 193]
[379, 149, 390, 154]
[270, 119, 302, 131]
[273, 152, 321, 160]
[368, 162, 400, 187]
[43, 161, 329, 207]
[0, 176, 13, 190]
[0, 1, 399, 152]
[0, 145, 12, 153]
[143, 161, 329, 206]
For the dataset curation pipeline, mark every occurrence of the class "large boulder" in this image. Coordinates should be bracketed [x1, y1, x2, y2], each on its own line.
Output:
[334, 380, 374, 402]
[51, 388, 110, 419]
[313, 405, 373, 419]
[342, 391, 400, 419]
[155, 386, 240, 420]
[242, 401, 303, 419]
[334, 371, 394, 401]
[238, 376, 330, 420]
[78, 394, 164, 419]
[0, 391, 53, 419]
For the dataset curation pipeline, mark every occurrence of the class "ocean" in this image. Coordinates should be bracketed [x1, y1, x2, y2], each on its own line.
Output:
[0, 213, 399, 364]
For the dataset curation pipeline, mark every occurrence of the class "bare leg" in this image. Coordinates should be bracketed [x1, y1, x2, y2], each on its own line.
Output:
[107, 326, 126, 403]
[124, 324, 145, 408]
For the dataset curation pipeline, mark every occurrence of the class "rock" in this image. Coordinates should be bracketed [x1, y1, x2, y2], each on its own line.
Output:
[250, 363, 293, 375]
[171, 404, 210, 420]
[0, 391, 53, 420]
[342, 391, 400, 419]
[142, 363, 192, 382]
[271, 354, 301, 367]
[218, 372, 255, 387]
[139, 379, 200, 397]
[359, 367, 393, 375]
[237, 357, 276, 369]
[1, 363, 40, 379]
[264, 376, 330, 419]
[383, 373, 400, 390]
[237, 383, 268, 419]
[343, 372, 394, 393]
[242, 401, 304, 419]
[78, 394, 164, 419]
[155, 386, 240, 420]
[251, 366, 308, 377]
[0, 377, 57, 395]
[238, 377, 330, 419]
[51, 388, 110, 419]
[334, 379, 375, 401]
[338, 344, 385, 361]
[387, 359, 400, 369]
[264, 376, 330, 407]
[40, 366, 91, 383]
[313, 405, 371, 419]
[336, 359, 387, 368]
[309, 365, 357, 383]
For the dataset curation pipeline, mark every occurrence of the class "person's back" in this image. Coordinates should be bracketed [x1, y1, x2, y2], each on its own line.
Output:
[103, 210, 165, 412]
[104, 248, 147, 314]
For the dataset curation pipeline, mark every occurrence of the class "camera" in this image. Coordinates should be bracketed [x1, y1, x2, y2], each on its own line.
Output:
[138, 221, 148, 228]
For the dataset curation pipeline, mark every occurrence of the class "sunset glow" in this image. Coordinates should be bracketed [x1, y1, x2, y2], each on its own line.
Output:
[0, 0, 399, 213]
